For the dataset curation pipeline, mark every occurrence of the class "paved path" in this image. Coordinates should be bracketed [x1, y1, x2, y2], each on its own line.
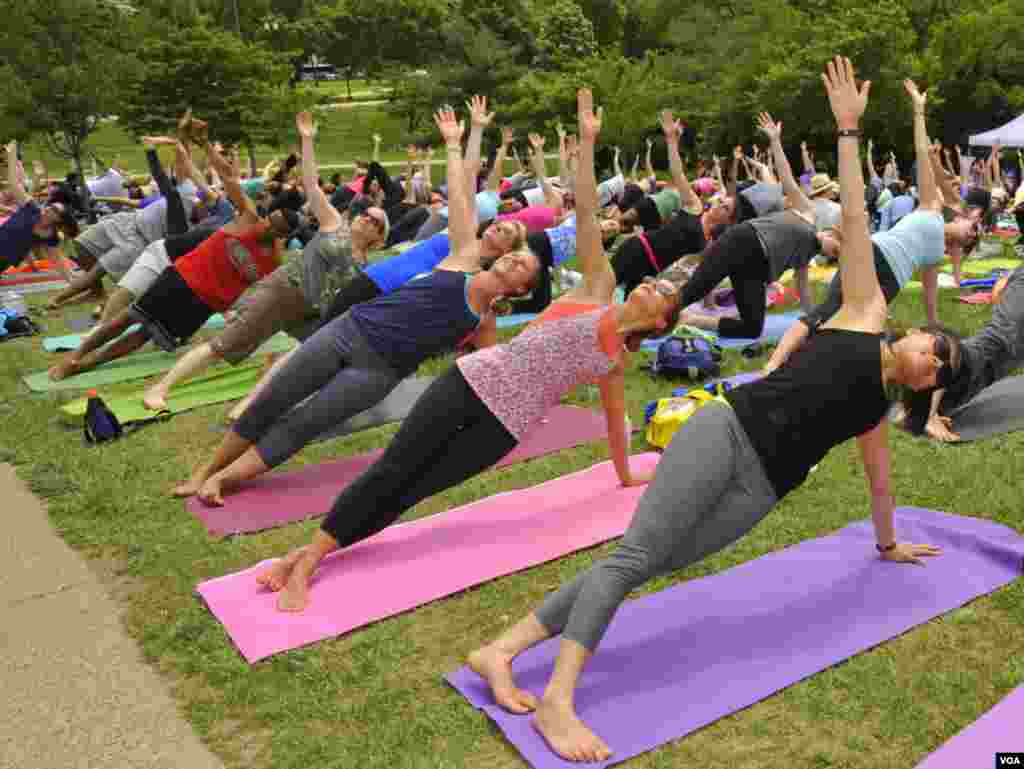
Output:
[0, 463, 223, 769]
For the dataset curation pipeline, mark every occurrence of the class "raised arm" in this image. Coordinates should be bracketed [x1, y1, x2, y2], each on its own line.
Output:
[904, 80, 941, 212]
[486, 127, 513, 193]
[207, 142, 258, 222]
[659, 110, 701, 213]
[990, 143, 1005, 189]
[801, 140, 815, 175]
[296, 111, 342, 230]
[758, 112, 814, 216]
[713, 155, 726, 196]
[527, 132, 558, 206]
[371, 133, 382, 164]
[821, 56, 884, 327]
[866, 138, 881, 183]
[463, 95, 492, 197]
[574, 89, 614, 291]
[728, 145, 742, 198]
[434, 107, 476, 255]
[644, 137, 655, 182]
[556, 122, 570, 187]
[612, 145, 622, 179]
[6, 143, 29, 206]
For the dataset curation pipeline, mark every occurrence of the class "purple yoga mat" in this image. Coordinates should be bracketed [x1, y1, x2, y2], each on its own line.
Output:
[196, 454, 661, 662]
[447, 508, 1024, 769]
[913, 686, 1024, 768]
[188, 405, 612, 537]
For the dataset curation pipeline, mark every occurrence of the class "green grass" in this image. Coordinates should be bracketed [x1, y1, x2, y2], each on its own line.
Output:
[1, 273, 1022, 769]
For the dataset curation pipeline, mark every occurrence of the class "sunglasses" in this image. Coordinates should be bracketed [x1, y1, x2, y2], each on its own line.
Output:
[933, 332, 957, 388]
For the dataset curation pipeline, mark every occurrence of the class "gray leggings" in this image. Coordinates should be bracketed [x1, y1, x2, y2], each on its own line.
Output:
[534, 404, 777, 652]
[233, 312, 402, 468]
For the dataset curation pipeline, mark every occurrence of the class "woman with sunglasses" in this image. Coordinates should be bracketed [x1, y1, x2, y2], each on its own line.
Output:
[172, 96, 542, 503]
[140, 111, 389, 412]
[898, 265, 1024, 442]
[243, 89, 681, 615]
[467, 60, 950, 765]
[2, 142, 76, 275]
[763, 76, 977, 375]
[48, 141, 299, 382]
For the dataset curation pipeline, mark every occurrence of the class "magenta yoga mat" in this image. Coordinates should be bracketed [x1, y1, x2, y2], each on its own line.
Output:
[196, 453, 662, 662]
[913, 686, 1024, 768]
[188, 405, 613, 537]
[446, 507, 1024, 769]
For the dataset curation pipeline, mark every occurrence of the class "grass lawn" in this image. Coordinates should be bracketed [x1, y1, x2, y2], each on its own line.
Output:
[1, 269, 1022, 769]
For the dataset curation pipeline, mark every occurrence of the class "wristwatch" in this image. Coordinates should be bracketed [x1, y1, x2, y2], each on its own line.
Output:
[875, 542, 897, 553]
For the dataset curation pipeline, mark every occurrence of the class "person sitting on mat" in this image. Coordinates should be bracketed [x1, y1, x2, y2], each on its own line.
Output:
[141, 110, 388, 412]
[47, 134, 202, 311]
[171, 95, 542, 503]
[763, 85, 980, 374]
[611, 110, 734, 298]
[47, 142, 299, 382]
[240, 89, 681, 616]
[896, 266, 1024, 442]
[466, 59, 949, 764]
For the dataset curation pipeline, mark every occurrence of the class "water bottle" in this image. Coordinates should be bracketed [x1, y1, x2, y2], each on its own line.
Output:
[1, 290, 27, 318]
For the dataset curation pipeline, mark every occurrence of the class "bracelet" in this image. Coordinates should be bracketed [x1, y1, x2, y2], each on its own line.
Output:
[875, 542, 897, 553]
[837, 129, 862, 139]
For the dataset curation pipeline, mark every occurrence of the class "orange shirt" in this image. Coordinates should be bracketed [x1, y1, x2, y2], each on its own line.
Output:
[175, 224, 280, 311]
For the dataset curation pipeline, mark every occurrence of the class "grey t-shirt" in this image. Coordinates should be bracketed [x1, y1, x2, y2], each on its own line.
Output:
[748, 210, 818, 281]
[135, 181, 197, 243]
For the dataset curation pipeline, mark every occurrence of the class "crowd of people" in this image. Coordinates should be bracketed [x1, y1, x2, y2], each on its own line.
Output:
[3, 53, 1024, 763]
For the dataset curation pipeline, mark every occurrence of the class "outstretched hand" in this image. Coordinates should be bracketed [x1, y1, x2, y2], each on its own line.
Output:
[925, 414, 961, 443]
[434, 106, 465, 146]
[757, 112, 782, 142]
[502, 126, 515, 146]
[466, 95, 494, 128]
[660, 110, 683, 143]
[821, 56, 871, 130]
[577, 89, 602, 142]
[903, 79, 927, 112]
[528, 132, 545, 151]
[295, 111, 316, 139]
[880, 542, 943, 565]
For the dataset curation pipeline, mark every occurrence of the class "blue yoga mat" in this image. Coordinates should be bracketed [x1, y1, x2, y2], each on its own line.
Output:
[43, 313, 228, 352]
[497, 313, 537, 329]
[640, 311, 803, 353]
[447, 507, 1024, 769]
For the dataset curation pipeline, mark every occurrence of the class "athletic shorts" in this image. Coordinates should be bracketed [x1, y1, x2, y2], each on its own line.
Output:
[117, 240, 171, 297]
[128, 267, 214, 352]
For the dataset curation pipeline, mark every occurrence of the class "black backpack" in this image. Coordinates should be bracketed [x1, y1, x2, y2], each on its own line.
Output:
[83, 391, 123, 444]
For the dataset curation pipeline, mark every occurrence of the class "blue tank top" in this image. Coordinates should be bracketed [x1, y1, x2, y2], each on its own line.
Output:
[364, 234, 450, 293]
[350, 269, 480, 377]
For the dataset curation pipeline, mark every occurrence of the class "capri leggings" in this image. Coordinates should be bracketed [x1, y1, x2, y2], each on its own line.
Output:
[802, 244, 900, 330]
[232, 311, 402, 468]
[145, 148, 188, 238]
[534, 403, 777, 651]
[676, 222, 769, 338]
[320, 364, 518, 547]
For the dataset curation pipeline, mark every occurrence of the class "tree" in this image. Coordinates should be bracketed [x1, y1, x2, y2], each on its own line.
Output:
[0, 0, 138, 186]
[119, 22, 313, 164]
[536, 0, 598, 71]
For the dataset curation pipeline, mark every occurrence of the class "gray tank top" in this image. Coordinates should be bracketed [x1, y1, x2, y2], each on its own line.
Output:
[748, 211, 818, 281]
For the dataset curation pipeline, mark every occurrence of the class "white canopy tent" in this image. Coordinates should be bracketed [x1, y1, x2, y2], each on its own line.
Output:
[969, 114, 1024, 147]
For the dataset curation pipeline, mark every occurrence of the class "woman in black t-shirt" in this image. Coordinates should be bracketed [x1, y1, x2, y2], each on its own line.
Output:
[467, 59, 952, 766]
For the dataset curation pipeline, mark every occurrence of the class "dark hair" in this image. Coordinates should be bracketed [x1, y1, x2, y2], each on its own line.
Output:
[892, 323, 964, 432]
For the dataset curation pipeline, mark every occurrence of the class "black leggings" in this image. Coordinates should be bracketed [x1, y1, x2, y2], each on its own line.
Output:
[388, 206, 430, 247]
[321, 365, 518, 547]
[677, 223, 769, 338]
[802, 244, 900, 330]
[145, 148, 188, 238]
[322, 271, 383, 324]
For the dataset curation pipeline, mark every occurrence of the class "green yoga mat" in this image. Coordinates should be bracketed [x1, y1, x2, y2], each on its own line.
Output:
[941, 257, 1022, 276]
[58, 363, 267, 424]
[24, 332, 295, 392]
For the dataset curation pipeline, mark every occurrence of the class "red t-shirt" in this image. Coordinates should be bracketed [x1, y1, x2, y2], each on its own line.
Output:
[175, 224, 280, 311]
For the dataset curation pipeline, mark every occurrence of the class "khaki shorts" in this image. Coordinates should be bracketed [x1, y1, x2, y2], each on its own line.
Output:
[211, 269, 317, 365]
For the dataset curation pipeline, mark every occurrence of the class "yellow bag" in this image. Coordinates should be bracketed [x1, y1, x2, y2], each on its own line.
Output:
[645, 388, 729, 449]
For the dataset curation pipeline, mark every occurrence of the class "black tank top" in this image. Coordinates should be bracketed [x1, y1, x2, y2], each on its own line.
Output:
[726, 329, 889, 497]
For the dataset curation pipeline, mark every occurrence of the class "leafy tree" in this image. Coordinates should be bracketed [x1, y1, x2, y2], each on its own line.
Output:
[0, 0, 138, 184]
[536, 0, 598, 71]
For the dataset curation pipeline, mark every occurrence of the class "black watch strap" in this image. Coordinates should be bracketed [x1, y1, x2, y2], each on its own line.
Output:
[875, 542, 897, 553]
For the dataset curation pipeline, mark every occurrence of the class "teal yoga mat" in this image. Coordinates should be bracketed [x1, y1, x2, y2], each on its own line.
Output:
[43, 313, 228, 352]
[25, 332, 295, 392]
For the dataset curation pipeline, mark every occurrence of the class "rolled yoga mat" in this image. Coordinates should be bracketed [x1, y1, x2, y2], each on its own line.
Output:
[947, 374, 1024, 442]
[446, 507, 1024, 769]
[44, 313, 228, 352]
[912, 685, 1024, 768]
[27, 330, 293, 392]
[639, 310, 804, 353]
[189, 404, 615, 537]
[195, 453, 662, 662]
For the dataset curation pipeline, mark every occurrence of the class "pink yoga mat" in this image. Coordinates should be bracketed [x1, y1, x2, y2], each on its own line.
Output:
[913, 686, 1024, 768]
[188, 405, 613, 537]
[196, 454, 661, 662]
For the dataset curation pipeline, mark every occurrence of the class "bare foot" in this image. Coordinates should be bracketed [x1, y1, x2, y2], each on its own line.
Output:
[142, 384, 168, 412]
[277, 549, 321, 612]
[170, 463, 214, 498]
[468, 646, 538, 714]
[48, 358, 81, 381]
[256, 546, 308, 592]
[532, 697, 612, 763]
[197, 473, 230, 507]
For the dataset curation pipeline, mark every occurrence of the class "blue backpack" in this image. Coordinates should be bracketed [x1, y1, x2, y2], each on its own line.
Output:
[650, 337, 722, 379]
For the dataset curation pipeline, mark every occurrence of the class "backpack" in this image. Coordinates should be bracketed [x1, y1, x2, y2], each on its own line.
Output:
[83, 391, 123, 444]
[650, 337, 722, 380]
[645, 383, 732, 449]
